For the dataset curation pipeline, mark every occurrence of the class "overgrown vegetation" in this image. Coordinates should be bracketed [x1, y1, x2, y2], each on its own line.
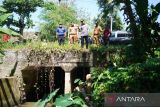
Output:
[87, 1, 160, 106]
[91, 57, 160, 105]
[2, 41, 83, 52]
[40, 2, 78, 41]
[98, 0, 160, 63]
[0, 0, 160, 107]
[34, 89, 87, 107]
[2, 0, 43, 35]
[0, 6, 20, 56]
[2, 41, 127, 53]
[97, 0, 123, 30]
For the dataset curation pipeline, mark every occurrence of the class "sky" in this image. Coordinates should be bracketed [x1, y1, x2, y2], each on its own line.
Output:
[75, 0, 160, 19]
[30, 0, 100, 31]
[75, 0, 99, 19]
[0, 0, 160, 31]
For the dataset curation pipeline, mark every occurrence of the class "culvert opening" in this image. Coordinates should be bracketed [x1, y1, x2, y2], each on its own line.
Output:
[21, 66, 65, 102]
[54, 67, 65, 95]
[71, 67, 90, 92]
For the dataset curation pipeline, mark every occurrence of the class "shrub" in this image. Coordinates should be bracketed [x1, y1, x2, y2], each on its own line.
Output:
[91, 57, 160, 105]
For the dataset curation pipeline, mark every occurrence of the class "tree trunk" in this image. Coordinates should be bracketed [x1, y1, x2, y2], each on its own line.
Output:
[123, 0, 146, 62]
[19, 14, 25, 35]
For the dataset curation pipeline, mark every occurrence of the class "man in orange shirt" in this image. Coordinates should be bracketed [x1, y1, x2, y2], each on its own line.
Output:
[93, 22, 103, 45]
[68, 22, 78, 44]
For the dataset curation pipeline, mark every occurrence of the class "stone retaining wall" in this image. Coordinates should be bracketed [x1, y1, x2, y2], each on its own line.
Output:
[0, 49, 93, 78]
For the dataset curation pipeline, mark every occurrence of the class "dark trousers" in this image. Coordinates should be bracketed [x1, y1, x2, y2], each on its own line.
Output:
[81, 36, 88, 49]
[58, 36, 65, 45]
[102, 36, 109, 45]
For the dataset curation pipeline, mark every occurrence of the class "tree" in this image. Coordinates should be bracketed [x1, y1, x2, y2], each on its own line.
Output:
[2, 0, 43, 35]
[97, 0, 123, 30]
[118, 0, 160, 62]
[57, 0, 74, 5]
[96, 12, 123, 31]
[40, 2, 78, 41]
[98, 0, 160, 62]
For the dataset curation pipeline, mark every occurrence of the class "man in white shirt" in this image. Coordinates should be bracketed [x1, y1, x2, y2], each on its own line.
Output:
[79, 20, 89, 49]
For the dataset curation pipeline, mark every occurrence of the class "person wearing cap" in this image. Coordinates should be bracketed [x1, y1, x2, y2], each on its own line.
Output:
[93, 22, 103, 45]
[79, 20, 89, 49]
[68, 22, 78, 44]
[56, 24, 67, 45]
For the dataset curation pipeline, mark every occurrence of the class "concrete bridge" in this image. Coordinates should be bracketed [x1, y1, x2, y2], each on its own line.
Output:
[0, 49, 95, 106]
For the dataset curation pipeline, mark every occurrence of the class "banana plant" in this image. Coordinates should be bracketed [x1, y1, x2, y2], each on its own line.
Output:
[0, 6, 20, 57]
[0, 6, 20, 36]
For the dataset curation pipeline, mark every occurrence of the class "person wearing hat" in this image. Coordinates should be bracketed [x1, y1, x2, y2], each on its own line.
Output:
[79, 20, 89, 49]
[56, 23, 67, 45]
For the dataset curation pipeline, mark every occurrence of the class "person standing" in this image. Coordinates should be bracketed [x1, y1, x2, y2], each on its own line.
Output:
[93, 22, 103, 45]
[68, 22, 78, 44]
[103, 25, 111, 45]
[56, 24, 67, 45]
[79, 20, 89, 49]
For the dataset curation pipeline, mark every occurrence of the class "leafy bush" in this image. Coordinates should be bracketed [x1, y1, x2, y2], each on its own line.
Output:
[90, 45, 128, 67]
[55, 93, 87, 107]
[0, 6, 20, 57]
[34, 89, 87, 107]
[34, 89, 59, 107]
[91, 57, 160, 105]
[40, 2, 78, 41]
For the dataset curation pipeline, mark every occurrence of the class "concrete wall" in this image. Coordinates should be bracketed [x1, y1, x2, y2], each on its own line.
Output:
[0, 77, 20, 107]
[0, 49, 93, 78]
[0, 49, 93, 105]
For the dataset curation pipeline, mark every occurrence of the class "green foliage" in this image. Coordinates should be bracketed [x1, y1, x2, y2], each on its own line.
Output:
[74, 79, 84, 85]
[0, 6, 20, 35]
[40, 2, 78, 41]
[0, 27, 20, 36]
[0, 13, 12, 23]
[98, 0, 160, 62]
[91, 57, 160, 104]
[119, 0, 160, 62]
[2, 0, 43, 34]
[90, 45, 127, 67]
[155, 48, 160, 58]
[0, 6, 20, 57]
[34, 89, 87, 107]
[34, 89, 59, 107]
[97, 0, 123, 30]
[3, 41, 85, 52]
[34, 99, 41, 107]
[55, 94, 73, 107]
[55, 93, 87, 107]
[90, 47, 160, 106]
[0, 6, 7, 12]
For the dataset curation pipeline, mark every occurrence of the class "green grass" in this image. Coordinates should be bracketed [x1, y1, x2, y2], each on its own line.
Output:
[2, 41, 128, 53]
[3, 41, 86, 52]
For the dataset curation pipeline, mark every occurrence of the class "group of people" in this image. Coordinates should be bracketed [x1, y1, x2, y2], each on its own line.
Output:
[56, 20, 111, 49]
